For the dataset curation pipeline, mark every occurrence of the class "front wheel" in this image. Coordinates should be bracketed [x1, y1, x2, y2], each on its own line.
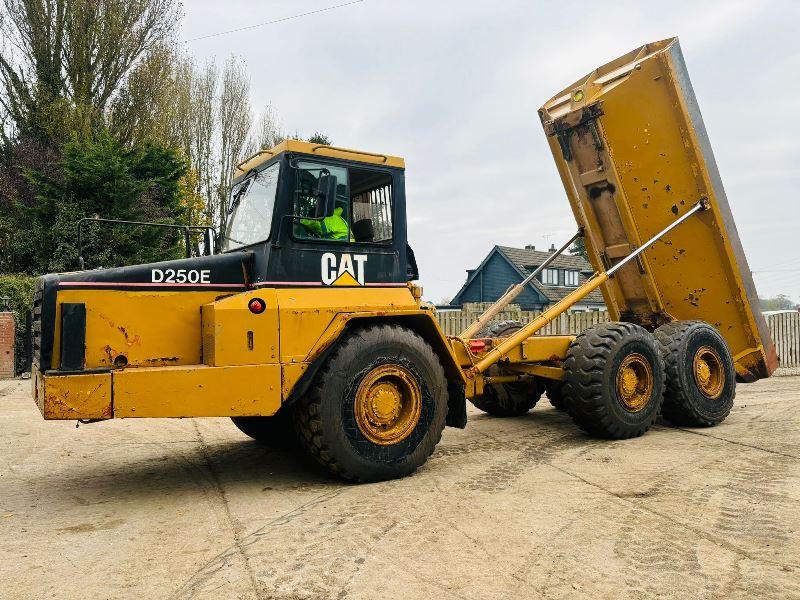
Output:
[293, 324, 448, 482]
[563, 322, 665, 439]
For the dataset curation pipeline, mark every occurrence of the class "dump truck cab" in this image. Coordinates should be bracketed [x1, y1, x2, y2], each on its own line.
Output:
[224, 140, 417, 287]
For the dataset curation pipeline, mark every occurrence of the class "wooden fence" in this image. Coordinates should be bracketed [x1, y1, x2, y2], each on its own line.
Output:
[766, 312, 800, 371]
[434, 303, 609, 337]
[435, 304, 800, 371]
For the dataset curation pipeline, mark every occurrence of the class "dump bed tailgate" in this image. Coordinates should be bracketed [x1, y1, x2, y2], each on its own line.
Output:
[539, 37, 777, 381]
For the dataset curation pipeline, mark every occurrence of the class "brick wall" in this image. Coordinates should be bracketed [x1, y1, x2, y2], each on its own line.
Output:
[0, 312, 14, 379]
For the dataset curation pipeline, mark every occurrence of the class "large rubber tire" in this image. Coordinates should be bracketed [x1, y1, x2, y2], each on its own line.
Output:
[564, 322, 665, 439]
[476, 319, 523, 339]
[545, 382, 567, 411]
[654, 320, 736, 427]
[470, 371, 543, 417]
[469, 320, 542, 417]
[293, 324, 448, 482]
[231, 407, 299, 450]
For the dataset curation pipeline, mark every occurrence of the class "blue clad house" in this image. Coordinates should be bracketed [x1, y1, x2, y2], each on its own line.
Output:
[451, 245, 605, 312]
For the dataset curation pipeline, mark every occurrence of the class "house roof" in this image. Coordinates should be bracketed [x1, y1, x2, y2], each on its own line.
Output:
[497, 246, 594, 272]
[496, 246, 604, 304]
[452, 245, 605, 305]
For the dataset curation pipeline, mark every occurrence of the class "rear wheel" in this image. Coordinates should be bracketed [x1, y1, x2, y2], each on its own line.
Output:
[563, 322, 665, 439]
[545, 381, 567, 411]
[654, 320, 736, 426]
[231, 407, 299, 450]
[470, 320, 542, 417]
[293, 324, 448, 482]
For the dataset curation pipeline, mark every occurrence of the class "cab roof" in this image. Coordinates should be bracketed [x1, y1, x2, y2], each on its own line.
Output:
[234, 139, 405, 177]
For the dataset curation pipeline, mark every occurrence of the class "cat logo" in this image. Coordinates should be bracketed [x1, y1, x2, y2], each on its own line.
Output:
[321, 253, 368, 286]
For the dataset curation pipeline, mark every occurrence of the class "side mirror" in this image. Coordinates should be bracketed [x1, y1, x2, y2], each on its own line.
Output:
[314, 173, 338, 218]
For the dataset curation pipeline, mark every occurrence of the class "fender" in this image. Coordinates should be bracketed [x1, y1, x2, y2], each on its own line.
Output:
[284, 310, 467, 428]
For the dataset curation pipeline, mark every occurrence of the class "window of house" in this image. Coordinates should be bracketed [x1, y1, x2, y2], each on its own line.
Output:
[565, 269, 579, 287]
[292, 162, 393, 243]
[541, 268, 559, 285]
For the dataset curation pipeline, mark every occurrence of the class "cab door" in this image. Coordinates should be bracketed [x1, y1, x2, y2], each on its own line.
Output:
[267, 158, 408, 288]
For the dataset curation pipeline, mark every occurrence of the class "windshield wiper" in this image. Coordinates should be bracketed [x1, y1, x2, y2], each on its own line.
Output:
[228, 175, 254, 215]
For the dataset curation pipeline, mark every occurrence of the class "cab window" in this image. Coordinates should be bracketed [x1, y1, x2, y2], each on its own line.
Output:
[223, 162, 280, 251]
[293, 162, 350, 241]
[292, 161, 393, 244]
[350, 167, 393, 243]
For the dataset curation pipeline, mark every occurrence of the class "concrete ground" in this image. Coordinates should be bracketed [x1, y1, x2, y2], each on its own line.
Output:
[1, 377, 798, 600]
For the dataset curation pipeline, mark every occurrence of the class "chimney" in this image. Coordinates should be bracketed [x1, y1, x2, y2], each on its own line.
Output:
[549, 243, 556, 253]
[525, 244, 535, 251]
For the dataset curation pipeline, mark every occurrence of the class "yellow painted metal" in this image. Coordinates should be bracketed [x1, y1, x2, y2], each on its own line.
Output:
[282, 363, 309, 399]
[53, 290, 221, 370]
[34, 370, 112, 420]
[470, 274, 608, 373]
[354, 364, 422, 445]
[503, 364, 565, 381]
[615, 353, 654, 412]
[693, 345, 725, 399]
[539, 37, 776, 381]
[514, 336, 573, 365]
[276, 287, 419, 363]
[202, 289, 279, 366]
[113, 364, 281, 418]
[234, 139, 404, 177]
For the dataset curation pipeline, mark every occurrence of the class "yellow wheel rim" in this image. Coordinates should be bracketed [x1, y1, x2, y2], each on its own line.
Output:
[693, 345, 725, 399]
[354, 364, 422, 446]
[616, 353, 654, 412]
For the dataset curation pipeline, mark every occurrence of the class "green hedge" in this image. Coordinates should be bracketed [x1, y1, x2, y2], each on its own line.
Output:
[0, 274, 37, 375]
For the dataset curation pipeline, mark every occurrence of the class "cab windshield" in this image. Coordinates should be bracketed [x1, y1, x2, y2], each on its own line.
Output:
[223, 162, 280, 251]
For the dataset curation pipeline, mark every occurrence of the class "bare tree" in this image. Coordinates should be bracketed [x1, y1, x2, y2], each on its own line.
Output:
[248, 103, 284, 153]
[0, 0, 178, 140]
[216, 56, 251, 237]
[108, 41, 178, 146]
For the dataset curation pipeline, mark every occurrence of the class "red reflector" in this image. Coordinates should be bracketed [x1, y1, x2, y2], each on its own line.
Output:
[468, 339, 487, 354]
[248, 298, 266, 314]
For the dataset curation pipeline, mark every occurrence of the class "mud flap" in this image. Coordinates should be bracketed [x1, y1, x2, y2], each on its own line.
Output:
[446, 382, 467, 428]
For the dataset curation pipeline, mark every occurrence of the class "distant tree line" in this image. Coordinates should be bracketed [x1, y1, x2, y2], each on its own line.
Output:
[759, 295, 798, 311]
[0, 0, 329, 274]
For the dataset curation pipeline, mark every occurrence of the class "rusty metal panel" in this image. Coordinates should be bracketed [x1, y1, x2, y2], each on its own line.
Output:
[35, 371, 112, 420]
[539, 37, 777, 381]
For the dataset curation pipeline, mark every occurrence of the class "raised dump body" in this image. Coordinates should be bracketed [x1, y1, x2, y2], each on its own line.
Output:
[539, 37, 777, 382]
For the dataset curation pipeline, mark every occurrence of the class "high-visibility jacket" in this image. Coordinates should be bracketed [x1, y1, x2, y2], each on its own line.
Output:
[300, 207, 348, 240]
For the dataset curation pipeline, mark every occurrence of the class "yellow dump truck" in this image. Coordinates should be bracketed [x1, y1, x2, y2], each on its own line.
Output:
[31, 37, 776, 481]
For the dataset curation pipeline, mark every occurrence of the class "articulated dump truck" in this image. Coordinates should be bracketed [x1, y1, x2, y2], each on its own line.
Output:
[32, 38, 776, 482]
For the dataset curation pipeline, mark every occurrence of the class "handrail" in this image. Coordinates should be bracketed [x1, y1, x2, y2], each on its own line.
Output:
[235, 149, 274, 172]
[311, 144, 388, 164]
[76, 218, 217, 269]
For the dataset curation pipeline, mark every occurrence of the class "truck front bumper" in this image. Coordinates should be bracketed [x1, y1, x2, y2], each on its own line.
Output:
[33, 364, 282, 420]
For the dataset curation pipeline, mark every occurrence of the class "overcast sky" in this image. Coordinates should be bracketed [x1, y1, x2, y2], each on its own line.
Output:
[182, 0, 800, 304]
